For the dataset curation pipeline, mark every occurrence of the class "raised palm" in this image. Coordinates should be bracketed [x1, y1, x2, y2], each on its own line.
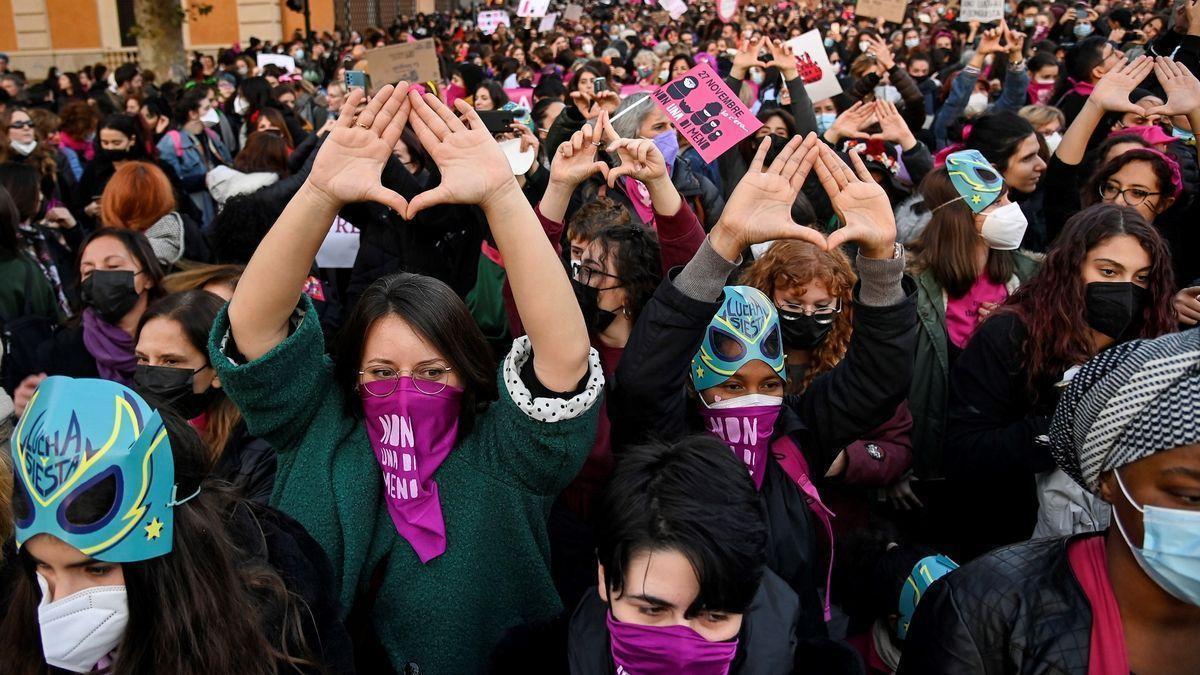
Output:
[817, 145, 896, 255]
[1090, 55, 1154, 115]
[406, 93, 518, 217]
[1147, 56, 1200, 116]
[306, 84, 411, 213]
[550, 117, 607, 187]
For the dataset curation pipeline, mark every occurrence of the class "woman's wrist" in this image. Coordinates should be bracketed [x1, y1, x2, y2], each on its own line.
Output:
[480, 179, 526, 216]
[296, 180, 344, 218]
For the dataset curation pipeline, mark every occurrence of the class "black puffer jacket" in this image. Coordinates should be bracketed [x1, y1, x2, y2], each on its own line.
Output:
[608, 249, 918, 637]
[898, 536, 1092, 675]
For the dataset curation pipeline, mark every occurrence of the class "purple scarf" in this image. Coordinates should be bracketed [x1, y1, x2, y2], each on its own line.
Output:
[81, 309, 136, 385]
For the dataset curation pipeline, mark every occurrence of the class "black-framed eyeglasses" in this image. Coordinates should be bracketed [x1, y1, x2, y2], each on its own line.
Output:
[1099, 182, 1160, 207]
[570, 260, 623, 290]
[777, 298, 843, 325]
[357, 364, 454, 396]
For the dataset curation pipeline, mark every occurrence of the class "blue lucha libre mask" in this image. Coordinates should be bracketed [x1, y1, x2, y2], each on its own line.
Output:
[691, 286, 786, 392]
[897, 554, 959, 639]
[11, 377, 178, 562]
[945, 149, 1004, 213]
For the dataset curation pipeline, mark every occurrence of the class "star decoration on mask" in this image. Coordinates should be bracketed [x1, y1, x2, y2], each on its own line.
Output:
[696, 365, 705, 379]
[972, 194, 982, 204]
[144, 518, 164, 540]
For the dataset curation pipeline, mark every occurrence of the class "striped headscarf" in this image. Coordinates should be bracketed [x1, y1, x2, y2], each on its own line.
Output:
[1051, 328, 1200, 494]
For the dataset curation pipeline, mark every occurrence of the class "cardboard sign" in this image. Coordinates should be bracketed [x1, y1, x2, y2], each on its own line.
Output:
[517, 0, 551, 17]
[651, 63, 762, 164]
[855, 0, 907, 24]
[717, 0, 739, 22]
[563, 3, 584, 21]
[477, 10, 511, 35]
[958, 0, 1004, 22]
[785, 31, 844, 102]
[364, 40, 441, 85]
[538, 12, 559, 32]
[658, 0, 688, 19]
[504, 87, 535, 110]
[256, 53, 296, 72]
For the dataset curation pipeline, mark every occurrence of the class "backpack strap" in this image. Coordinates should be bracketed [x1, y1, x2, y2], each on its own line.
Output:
[772, 434, 835, 622]
[167, 130, 184, 158]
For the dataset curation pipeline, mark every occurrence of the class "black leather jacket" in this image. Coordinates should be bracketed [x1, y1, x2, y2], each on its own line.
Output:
[898, 536, 1094, 675]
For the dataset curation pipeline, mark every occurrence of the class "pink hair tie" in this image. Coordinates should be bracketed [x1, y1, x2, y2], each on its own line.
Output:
[1137, 148, 1184, 200]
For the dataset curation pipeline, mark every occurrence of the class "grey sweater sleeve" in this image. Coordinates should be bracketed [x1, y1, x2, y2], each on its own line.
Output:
[673, 237, 739, 302]
[856, 247, 907, 307]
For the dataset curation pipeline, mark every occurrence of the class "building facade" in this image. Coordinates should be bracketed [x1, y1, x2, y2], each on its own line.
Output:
[0, 0, 448, 76]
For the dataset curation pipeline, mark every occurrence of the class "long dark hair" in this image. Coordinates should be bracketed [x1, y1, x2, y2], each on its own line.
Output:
[138, 290, 245, 463]
[331, 273, 498, 432]
[0, 162, 41, 224]
[1, 413, 320, 675]
[910, 167, 1015, 297]
[588, 223, 662, 325]
[999, 202, 1175, 389]
[0, 184, 19, 258]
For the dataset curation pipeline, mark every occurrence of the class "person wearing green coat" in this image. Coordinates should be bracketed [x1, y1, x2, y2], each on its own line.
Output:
[208, 84, 603, 674]
[898, 152, 1041, 536]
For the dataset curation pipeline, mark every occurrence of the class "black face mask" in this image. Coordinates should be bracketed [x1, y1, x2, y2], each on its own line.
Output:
[80, 270, 141, 323]
[778, 310, 835, 350]
[1085, 281, 1148, 340]
[97, 147, 134, 163]
[133, 364, 221, 420]
[572, 278, 618, 334]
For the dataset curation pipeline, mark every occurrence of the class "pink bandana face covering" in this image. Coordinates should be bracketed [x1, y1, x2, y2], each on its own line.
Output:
[360, 377, 463, 563]
[697, 394, 782, 490]
[606, 611, 738, 675]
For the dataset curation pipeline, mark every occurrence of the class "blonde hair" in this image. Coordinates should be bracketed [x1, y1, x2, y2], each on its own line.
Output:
[1019, 104, 1065, 130]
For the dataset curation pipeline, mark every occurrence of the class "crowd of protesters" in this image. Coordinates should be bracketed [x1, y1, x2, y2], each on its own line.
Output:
[1, 0, 1200, 672]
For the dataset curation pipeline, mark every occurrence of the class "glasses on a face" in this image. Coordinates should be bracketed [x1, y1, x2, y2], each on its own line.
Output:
[358, 364, 454, 396]
[570, 260, 623, 290]
[1099, 182, 1160, 207]
[777, 298, 844, 325]
[8, 121, 33, 130]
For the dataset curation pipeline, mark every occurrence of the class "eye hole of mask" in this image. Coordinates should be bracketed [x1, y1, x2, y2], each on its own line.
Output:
[709, 326, 746, 362]
[976, 166, 1000, 183]
[59, 468, 122, 535]
[761, 324, 782, 359]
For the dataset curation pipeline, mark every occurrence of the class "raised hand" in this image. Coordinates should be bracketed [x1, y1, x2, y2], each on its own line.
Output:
[1004, 22, 1027, 58]
[602, 112, 669, 187]
[548, 114, 608, 188]
[816, 144, 896, 258]
[731, 36, 770, 79]
[824, 100, 876, 143]
[406, 92, 518, 218]
[570, 88, 621, 120]
[709, 133, 827, 260]
[872, 100, 917, 149]
[305, 83, 412, 214]
[862, 34, 895, 70]
[1088, 55, 1154, 115]
[976, 25, 1006, 55]
[767, 39, 799, 80]
[1145, 57, 1200, 116]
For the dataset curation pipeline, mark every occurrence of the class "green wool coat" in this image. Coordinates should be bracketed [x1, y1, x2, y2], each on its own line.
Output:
[208, 297, 602, 674]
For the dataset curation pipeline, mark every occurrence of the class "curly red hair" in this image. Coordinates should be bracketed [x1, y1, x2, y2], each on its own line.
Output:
[740, 240, 856, 393]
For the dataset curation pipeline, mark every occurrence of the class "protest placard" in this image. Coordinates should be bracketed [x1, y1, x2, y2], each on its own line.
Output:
[785, 30, 844, 102]
[538, 12, 558, 32]
[855, 0, 907, 24]
[315, 217, 360, 269]
[256, 53, 296, 72]
[651, 63, 762, 164]
[958, 0, 1004, 22]
[717, 0, 739, 22]
[563, 3, 584, 21]
[517, 0, 551, 18]
[364, 40, 441, 85]
[658, 0, 689, 19]
[477, 10, 511, 35]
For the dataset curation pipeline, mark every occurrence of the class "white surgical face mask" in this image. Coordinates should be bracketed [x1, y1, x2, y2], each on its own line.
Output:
[905, 38, 921, 49]
[200, 107, 220, 126]
[37, 574, 128, 673]
[9, 138, 37, 155]
[980, 201, 1028, 250]
[705, 393, 784, 409]
[874, 85, 902, 104]
[965, 92, 989, 117]
[1043, 131, 1063, 153]
[233, 96, 250, 116]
